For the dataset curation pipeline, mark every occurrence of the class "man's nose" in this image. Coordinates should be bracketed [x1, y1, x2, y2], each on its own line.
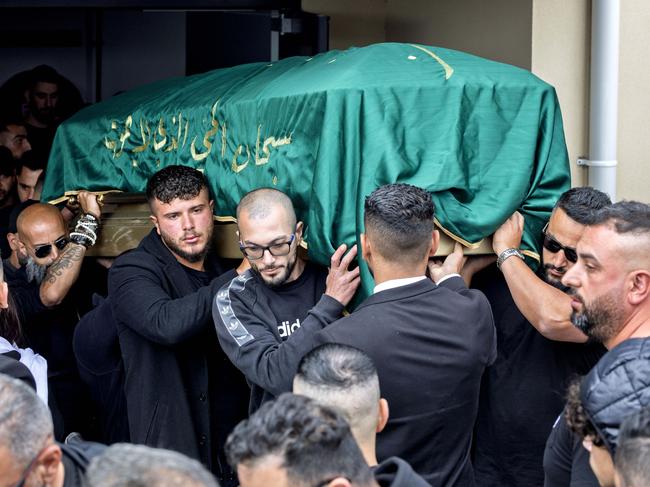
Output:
[550, 250, 568, 271]
[181, 214, 194, 230]
[562, 263, 580, 289]
[261, 248, 275, 265]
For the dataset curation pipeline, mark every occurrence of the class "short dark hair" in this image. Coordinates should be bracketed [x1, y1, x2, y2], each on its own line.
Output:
[0, 115, 26, 134]
[297, 344, 377, 390]
[554, 186, 612, 225]
[564, 377, 603, 446]
[364, 183, 434, 263]
[26, 65, 60, 90]
[145, 165, 210, 205]
[15, 149, 46, 176]
[615, 409, 650, 487]
[588, 200, 650, 236]
[226, 393, 374, 486]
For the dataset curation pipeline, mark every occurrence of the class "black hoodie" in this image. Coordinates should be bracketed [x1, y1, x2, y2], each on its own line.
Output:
[373, 457, 430, 487]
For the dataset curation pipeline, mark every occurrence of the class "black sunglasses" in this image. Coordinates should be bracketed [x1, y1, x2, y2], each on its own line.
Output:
[542, 223, 577, 263]
[33, 236, 69, 259]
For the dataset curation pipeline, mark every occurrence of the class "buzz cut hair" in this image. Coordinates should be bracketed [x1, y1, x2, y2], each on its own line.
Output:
[236, 187, 297, 228]
[364, 183, 434, 264]
[294, 344, 380, 442]
[145, 165, 210, 205]
[0, 374, 53, 469]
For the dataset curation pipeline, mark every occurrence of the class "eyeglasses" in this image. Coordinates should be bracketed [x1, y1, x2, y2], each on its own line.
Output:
[239, 234, 295, 260]
[542, 223, 577, 263]
[32, 236, 68, 259]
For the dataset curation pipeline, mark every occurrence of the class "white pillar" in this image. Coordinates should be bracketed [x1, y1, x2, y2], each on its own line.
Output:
[586, 0, 619, 201]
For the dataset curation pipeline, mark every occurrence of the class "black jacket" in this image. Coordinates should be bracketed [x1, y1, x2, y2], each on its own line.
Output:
[316, 276, 496, 487]
[373, 457, 430, 487]
[213, 268, 343, 411]
[580, 336, 650, 454]
[108, 229, 248, 476]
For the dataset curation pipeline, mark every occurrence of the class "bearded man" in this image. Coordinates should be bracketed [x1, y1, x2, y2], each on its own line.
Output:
[108, 165, 250, 487]
[6, 194, 102, 439]
[213, 187, 360, 412]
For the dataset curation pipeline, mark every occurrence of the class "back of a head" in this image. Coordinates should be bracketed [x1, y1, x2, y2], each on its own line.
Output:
[145, 165, 209, 206]
[226, 393, 374, 487]
[615, 408, 650, 487]
[579, 338, 650, 454]
[364, 183, 434, 264]
[0, 373, 53, 469]
[85, 443, 219, 487]
[294, 344, 380, 439]
[236, 187, 297, 228]
[555, 186, 612, 225]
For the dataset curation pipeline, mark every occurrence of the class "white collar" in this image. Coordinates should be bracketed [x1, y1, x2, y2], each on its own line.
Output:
[373, 276, 427, 294]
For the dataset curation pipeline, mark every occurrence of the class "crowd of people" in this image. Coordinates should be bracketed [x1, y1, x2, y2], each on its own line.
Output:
[0, 65, 649, 487]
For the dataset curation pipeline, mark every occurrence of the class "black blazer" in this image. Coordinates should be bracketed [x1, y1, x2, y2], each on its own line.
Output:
[316, 276, 496, 487]
[108, 230, 247, 476]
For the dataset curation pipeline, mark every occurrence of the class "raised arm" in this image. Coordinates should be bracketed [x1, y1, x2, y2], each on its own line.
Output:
[39, 191, 101, 307]
[493, 212, 587, 343]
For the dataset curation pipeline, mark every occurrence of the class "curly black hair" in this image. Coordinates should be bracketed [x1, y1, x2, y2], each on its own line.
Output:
[145, 165, 209, 205]
[225, 393, 374, 486]
[564, 377, 605, 447]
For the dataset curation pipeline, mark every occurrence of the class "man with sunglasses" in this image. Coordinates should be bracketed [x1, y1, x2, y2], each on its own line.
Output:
[0, 373, 105, 487]
[4, 194, 101, 440]
[108, 165, 249, 486]
[213, 187, 360, 412]
[470, 187, 611, 487]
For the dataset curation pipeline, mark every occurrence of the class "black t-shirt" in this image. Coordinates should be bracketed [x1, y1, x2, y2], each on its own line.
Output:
[543, 413, 599, 487]
[251, 262, 327, 341]
[181, 264, 249, 485]
[471, 267, 605, 487]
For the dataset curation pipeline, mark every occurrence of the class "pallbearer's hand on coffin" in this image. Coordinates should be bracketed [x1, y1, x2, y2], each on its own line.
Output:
[492, 211, 524, 255]
[428, 242, 466, 283]
[77, 191, 102, 220]
[325, 244, 360, 307]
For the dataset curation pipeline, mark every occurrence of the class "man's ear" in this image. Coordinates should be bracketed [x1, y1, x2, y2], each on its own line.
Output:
[628, 270, 650, 306]
[429, 229, 440, 257]
[360, 233, 371, 263]
[296, 221, 304, 240]
[0, 282, 9, 309]
[377, 398, 389, 433]
[209, 200, 214, 212]
[150, 215, 160, 235]
[37, 444, 62, 485]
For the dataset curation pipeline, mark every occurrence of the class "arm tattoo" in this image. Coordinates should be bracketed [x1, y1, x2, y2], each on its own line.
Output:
[44, 244, 85, 285]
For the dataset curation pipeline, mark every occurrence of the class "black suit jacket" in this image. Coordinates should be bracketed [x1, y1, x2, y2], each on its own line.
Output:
[316, 276, 496, 487]
[108, 230, 248, 478]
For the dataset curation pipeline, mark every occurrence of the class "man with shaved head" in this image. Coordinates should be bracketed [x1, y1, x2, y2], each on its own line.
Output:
[213, 187, 360, 412]
[5, 192, 101, 438]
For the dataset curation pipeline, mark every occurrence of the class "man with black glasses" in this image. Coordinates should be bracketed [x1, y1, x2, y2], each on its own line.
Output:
[469, 187, 611, 487]
[213, 187, 360, 412]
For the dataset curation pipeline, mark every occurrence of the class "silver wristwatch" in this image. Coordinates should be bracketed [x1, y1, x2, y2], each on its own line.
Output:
[496, 248, 525, 270]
